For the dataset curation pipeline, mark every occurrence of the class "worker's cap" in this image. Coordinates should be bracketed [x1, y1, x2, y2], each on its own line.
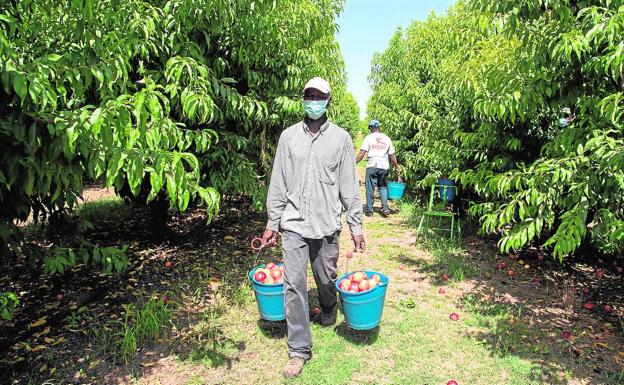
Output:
[369, 119, 380, 128]
[303, 77, 331, 95]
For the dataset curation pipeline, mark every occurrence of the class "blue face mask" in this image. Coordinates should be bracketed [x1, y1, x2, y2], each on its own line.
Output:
[303, 100, 328, 120]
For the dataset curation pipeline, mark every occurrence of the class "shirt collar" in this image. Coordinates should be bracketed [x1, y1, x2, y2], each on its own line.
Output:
[302, 116, 330, 136]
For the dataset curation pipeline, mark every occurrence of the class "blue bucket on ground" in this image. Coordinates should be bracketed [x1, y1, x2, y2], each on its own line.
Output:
[335, 270, 389, 330]
[248, 267, 285, 321]
[437, 178, 456, 202]
[387, 181, 406, 200]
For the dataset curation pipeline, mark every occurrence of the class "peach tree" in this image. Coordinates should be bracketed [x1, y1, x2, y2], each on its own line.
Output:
[368, 0, 624, 260]
[0, 0, 357, 259]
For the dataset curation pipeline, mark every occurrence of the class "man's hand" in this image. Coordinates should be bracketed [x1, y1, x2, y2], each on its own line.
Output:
[352, 234, 366, 252]
[262, 229, 278, 247]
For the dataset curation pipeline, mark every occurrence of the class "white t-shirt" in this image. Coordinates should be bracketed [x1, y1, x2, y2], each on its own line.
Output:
[360, 132, 395, 170]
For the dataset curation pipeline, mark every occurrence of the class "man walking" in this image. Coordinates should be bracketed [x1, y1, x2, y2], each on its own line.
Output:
[261, 77, 365, 378]
[356, 119, 401, 217]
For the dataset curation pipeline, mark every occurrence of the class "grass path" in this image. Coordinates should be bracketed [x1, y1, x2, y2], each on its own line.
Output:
[126, 202, 571, 385]
[101, 161, 622, 385]
[6, 137, 622, 384]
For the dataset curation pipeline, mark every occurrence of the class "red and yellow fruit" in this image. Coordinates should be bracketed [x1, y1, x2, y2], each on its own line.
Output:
[338, 271, 382, 293]
[358, 280, 370, 292]
[339, 279, 351, 291]
[253, 262, 284, 285]
[351, 271, 367, 283]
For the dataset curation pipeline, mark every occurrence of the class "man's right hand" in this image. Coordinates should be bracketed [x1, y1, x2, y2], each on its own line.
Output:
[352, 234, 366, 253]
[262, 229, 278, 247]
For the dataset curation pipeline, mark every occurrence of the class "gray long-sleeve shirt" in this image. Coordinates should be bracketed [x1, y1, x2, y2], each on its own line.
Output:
[266, 118, 363, 238]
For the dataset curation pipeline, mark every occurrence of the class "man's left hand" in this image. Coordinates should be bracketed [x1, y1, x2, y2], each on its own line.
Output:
[352, 234, 366, 252]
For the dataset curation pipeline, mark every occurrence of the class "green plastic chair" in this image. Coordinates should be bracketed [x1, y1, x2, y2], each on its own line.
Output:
[415, 182, 461, 241]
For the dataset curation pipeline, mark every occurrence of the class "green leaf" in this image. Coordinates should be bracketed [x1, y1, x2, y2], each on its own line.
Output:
[90, 108, 103, 135]
[13, 72, 27, 103]
[91, 68, 104, 87]
[47, 54, 63, 62]
[24, 169, 35, 196]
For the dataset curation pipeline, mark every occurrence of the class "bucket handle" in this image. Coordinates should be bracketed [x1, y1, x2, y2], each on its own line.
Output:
[344, 251, 353, 274]
[248, 232, 284, 285]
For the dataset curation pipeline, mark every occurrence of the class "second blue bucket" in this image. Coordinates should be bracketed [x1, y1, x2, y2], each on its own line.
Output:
[248, 267, 285, 321]
[387, 181, 406, 200]
[437, 178, 456, 202]
[336, 270, 389, 330]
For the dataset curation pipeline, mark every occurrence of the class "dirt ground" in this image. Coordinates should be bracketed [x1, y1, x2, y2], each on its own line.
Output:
[2, 181, 623, 384]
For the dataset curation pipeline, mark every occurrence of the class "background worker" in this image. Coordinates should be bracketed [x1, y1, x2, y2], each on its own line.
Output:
[356, 119, 401, 217]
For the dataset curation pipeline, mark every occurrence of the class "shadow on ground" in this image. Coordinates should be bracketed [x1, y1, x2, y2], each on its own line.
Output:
[394, 206, 624, 385]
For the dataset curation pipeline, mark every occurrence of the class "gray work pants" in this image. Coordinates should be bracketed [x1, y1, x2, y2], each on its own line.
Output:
[281, 229, 340, 360]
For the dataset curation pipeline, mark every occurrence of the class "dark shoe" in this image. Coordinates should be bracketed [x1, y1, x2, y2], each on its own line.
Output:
[283, 357, 306, 378]
[381, 208, 390, 217]
[320, 309, 336, 326]
[365, 211, 373, 217]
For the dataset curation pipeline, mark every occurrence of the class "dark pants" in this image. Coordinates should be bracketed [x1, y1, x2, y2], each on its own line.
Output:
[281, 229, 340, 360]
[365, 167, 389, 213]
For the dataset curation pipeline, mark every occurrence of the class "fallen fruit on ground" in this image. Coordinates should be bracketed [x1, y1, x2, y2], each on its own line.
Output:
[441, 274, 449, 281]
[583, 302, 595, 310]
[583, 287, 590, 294]
[55, 293, 64, 301]
[447, 380, 459, 385]
[507, 269, 515, 277]
[596, 270, 605, 278]
[497, 262, 506, 270]
[449, 313, 459, 321]
[603, 305, 614, 313]
[438, 287, 446, 294]
[312, 307, 321, 315]
[561, 330, 572, 340]
[164, 261, 173, 268]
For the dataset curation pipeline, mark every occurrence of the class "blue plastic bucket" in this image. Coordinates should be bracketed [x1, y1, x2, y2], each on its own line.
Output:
[335, 270, 389, 330]
[387, 181, 406, 200]
[437, 178, 456, 202]
[248, 267, 285, 321]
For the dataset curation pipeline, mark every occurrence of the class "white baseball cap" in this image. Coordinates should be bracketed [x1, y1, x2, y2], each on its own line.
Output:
[303, 77, 331, 95]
